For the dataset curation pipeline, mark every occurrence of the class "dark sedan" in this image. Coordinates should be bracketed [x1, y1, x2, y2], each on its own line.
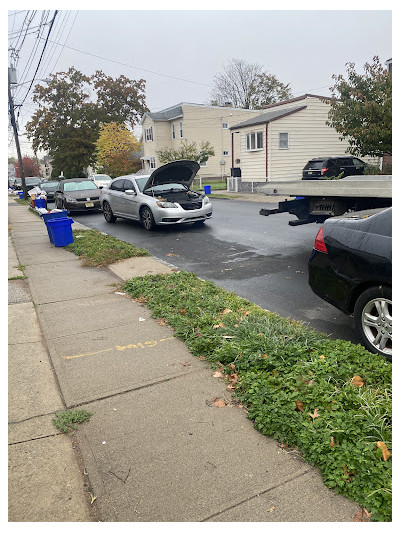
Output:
[308, 207, 392, 360]
[40, 181, 60, 202]
[54, 178, 101, 211]
[14, 177, 41, 191]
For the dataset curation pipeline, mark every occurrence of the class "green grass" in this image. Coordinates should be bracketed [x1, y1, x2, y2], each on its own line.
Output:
[193, 179, 227, 191]
[123, 271, 392, 521]
[14, 197, 31, 205]
[52, 409, 92, 433]
[66, 229, 149, 267]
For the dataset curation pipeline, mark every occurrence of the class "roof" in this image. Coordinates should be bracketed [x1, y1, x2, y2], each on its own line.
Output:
[230, 105, 307, 130]
[142, 101, 260, 124]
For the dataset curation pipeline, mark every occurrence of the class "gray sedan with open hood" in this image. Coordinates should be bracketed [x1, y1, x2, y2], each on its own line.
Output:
[100, 160, 213, 230]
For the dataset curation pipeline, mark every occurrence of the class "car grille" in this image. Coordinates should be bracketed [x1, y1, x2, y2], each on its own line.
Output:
[180, 200, 202, 211]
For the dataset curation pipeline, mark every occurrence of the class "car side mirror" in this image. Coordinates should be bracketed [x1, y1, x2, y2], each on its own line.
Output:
[99, 186, 103, 189]
[125, 189, 136, 195]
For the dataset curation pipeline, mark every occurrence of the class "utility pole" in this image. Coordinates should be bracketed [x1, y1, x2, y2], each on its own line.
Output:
[8, 67, 28, 199]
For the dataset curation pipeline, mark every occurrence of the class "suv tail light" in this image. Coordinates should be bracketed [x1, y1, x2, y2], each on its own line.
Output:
[314, 226, 328, 253]
[321, 168, 328, 175]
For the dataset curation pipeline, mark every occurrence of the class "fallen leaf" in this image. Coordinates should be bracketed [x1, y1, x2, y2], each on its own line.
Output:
[330, 436, 338, 447]
[213, 398, 226, 408]
[167, 253, 179, 257]
[319, 355, 325, 360]
[222, 308, 232, 314]
[199, 356, 205, 361]
[228, 373, 238, 385]
[212, 370, 224, 378]
[295, 401, 304, 412]
[342, 463, 356, 482]
[158, 319, 168, 326]
[213, 323, 225, 329]
[351, 375, 364, 387]
[228, 363, 236, 370]
[353, 508, 372, 522]
[226, 384, 236, 391]
[308, 408, 320, 423]
[376, 441, 391, 461]
[179, 309, 187, 315]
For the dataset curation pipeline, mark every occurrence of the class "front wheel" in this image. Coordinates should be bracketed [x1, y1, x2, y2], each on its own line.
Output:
[354, 286, 392, 361]
[140, 206, 155, 231]
[102, 201, 117, 223]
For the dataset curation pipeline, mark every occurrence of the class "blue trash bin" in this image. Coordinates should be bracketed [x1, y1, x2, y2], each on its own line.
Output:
[204, 185, 211, 195]
[35, 198, 46, 208]
[18, 191, 24, 199]
[47, 217, 74, 247]
[41, 210, 69, 243]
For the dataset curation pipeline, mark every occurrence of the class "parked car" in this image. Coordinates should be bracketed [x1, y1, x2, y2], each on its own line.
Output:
[14, 176, 41, 191]
[54, 178, 101, 211]
[39, 181, 60, 202]
[308, 207, 392, 360]
[100, 160, 213, 230]
[302, 156, 366, 180]
[89, 174, 112, 188]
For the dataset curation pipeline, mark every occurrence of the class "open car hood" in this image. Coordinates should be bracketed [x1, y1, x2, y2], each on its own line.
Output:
[142, 160, 200, 192]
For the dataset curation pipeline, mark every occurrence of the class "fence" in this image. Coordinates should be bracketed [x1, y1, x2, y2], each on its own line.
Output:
[227, 177, 265, 193]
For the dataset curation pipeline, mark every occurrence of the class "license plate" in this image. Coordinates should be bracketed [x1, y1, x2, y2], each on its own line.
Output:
[85, 202, 94, 207]
[308, 171, 313, 175]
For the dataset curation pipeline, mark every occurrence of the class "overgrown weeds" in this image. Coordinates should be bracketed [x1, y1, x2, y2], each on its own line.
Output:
[124, 271, 392, 521]
[66, 229, 149, 266]
[52, 409, 92, 433]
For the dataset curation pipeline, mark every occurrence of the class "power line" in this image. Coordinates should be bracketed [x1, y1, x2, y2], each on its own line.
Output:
[19, 10, 59, 105]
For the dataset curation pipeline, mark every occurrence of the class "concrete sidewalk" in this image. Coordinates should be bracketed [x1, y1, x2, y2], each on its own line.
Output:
[8, 197, 361, 522]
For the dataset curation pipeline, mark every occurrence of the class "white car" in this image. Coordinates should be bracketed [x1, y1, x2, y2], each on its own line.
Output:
[89, 174, 112, 188]
[100, 160, 212, 230]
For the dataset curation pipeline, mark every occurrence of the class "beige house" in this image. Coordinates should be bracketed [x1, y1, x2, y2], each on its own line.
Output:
[230, 94, 378, 184]
[141, 103, 261, 177]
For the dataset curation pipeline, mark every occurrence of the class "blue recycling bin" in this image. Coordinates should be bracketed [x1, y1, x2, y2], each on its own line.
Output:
[18, 191, 24, 199]
[41, 210, 70, 243]
[35, 198, 46, 208]
[46, 217, 74, 247]
[204, 185, 211, 195]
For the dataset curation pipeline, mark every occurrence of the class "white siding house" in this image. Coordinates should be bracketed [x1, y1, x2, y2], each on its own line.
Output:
[141, 103, 261, 177]
[230, 94, 378, 183]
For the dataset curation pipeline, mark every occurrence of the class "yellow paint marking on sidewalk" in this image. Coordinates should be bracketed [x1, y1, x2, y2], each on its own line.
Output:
[64, 337, 175, 361]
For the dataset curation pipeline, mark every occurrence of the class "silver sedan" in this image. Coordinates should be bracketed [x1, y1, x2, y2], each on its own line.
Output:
[100, 160, 213, 230]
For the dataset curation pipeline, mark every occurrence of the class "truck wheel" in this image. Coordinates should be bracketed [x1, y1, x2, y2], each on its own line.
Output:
[354, 286, 392, 361]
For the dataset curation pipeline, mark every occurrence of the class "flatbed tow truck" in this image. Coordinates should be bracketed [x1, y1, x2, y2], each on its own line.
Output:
[257, 175, 392, 226]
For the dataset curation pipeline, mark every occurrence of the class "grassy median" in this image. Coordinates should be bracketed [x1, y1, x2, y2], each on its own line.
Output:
[66, 229, 149, 266]
[124, 271, 392, 522]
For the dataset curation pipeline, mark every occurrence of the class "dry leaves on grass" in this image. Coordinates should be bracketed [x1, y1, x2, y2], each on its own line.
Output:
[351, 375, 365, 387]
[376, 441, 391, 461]
[308, 408, 320, 423]
[353, 508, 372, 522]
[212, 398, 226, 408]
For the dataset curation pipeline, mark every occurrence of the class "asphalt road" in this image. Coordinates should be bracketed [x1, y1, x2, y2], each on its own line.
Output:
[62, 198, 359, 344]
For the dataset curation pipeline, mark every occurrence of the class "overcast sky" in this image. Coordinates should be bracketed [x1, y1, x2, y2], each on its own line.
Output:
[7, 4, 393, 158]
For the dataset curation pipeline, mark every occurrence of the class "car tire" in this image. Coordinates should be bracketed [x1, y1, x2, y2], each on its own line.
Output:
[354, 286, 392, 361]
[102, 201, 117, 223]
[140, 206, 155, 231]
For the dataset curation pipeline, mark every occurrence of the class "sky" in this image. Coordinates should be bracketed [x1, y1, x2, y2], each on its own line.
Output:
[6, 2, 393, 159]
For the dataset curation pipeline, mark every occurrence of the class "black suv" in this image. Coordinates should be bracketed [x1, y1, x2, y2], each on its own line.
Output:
[302, 156, 366, 180]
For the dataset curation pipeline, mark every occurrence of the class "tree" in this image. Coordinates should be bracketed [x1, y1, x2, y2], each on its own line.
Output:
[326, 56, 392, 157]
[14, 156, 39, 178]
[211, 58, 292, 109]
[95, 122, 142, 177]
[156, 140, 215, 164]
[25, 67, 148, 178]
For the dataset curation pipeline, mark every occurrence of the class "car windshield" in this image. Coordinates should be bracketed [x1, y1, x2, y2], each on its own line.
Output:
[94, 175, 111, 181]
[135, 177, 187, 193]
[63, 181, 98, 192]
[41, 182, 58, 189]
[26, 177, 40, 184]
[304, 160, 324, 170]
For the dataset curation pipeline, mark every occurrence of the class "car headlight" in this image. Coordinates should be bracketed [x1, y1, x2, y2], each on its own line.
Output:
[65, 197, 77, 203]
[156, 201, 178, 208]
[203, 196, 210, 204]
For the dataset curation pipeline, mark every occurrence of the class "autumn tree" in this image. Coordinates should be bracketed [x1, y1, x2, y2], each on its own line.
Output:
[14, 156, 39, 178]
[326, 56, 392, 157]
[211, 58, 292, 109]
[96, 122, 142, 177]
[25, 67, 148, 178]
[156, 140, 215, 164]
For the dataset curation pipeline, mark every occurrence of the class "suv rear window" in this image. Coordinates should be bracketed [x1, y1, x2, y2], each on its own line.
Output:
[304, 160, 324, 170]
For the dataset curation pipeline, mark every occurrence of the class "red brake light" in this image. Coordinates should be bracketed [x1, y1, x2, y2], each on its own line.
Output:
[321, 168, 328, 175]
[314, 226, 328, 253]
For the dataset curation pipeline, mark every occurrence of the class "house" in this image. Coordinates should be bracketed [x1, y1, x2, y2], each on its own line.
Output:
[141, 102, 261, 177]
[229, 94, 378, 184]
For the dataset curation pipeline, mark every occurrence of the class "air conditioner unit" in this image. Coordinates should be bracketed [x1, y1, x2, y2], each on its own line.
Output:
[220, 160, 226, 165]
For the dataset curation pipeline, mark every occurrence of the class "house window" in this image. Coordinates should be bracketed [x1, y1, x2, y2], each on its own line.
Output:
[246, 132, 263, 151]
[171, 124, 176, 139]
[149, 156, 156, 169]
[222, 122, 229, 129]
[145, 127, 153, 142]
[179, 121, 183, 138]
[222, 150, 229, 156]
[279, 132, 289, 149]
